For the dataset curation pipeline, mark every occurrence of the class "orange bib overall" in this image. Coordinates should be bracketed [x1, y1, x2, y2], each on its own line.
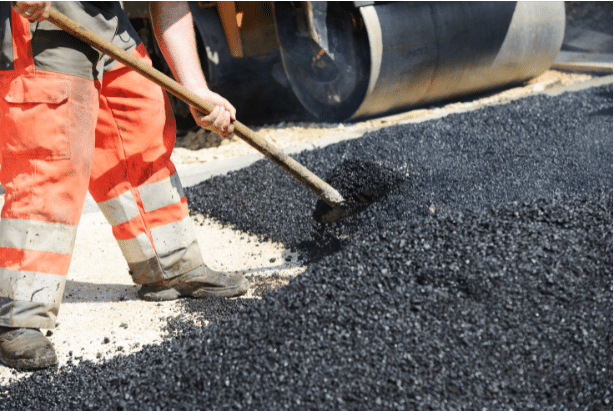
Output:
[0, 3, 205, 329]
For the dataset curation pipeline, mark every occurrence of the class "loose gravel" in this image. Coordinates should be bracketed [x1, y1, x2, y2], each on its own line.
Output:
[185, 84, 612, 258]
[312, 159, 409, 224]
[0, 84, 611, 410]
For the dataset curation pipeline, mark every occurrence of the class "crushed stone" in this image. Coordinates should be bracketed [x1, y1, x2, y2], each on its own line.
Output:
[0, 84, 611, 410]
[312, 159, 408, 224]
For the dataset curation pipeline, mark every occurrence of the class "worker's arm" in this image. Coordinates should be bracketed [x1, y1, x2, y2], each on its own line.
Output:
[150, 1, 236, 137]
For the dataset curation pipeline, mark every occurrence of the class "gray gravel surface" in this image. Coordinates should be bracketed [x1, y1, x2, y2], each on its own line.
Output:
[0, 84, 611, 410]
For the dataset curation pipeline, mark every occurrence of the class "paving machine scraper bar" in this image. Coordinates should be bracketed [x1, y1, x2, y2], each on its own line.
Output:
[46, 8, 350, 223]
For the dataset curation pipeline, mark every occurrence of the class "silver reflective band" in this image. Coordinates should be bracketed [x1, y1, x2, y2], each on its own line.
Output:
[116, 233, 157, 264]
[0, 219, 77, 254]
[0, 267, 66, 304]
[97, 190, 140, 226]
[138, 173, 185, 213]
[150, 217, 197, 256]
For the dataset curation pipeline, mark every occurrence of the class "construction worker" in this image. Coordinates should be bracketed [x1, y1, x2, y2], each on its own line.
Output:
[0, 1, 248, 370]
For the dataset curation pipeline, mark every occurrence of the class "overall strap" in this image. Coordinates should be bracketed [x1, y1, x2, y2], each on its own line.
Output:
[10, 8, 34, 74]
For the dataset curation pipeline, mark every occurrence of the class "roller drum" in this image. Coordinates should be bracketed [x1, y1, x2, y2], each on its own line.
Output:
[278, 1, 566, 121]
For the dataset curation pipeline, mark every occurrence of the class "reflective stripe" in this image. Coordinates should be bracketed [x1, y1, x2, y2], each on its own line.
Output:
[150, 217, 197, 256]
[0, 267, 65, 304]
[138, 173, 185, 213]
[0, 297, 59, 329]
[156, 237, 203, 278]
[116, 233, 156, 264]
[0, 219, 77, 254]
[97, 190, 140, 226]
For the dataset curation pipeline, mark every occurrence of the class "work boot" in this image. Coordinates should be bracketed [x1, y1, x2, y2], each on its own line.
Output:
[0, 327, 58, 371]
[138, 266, 249, 302]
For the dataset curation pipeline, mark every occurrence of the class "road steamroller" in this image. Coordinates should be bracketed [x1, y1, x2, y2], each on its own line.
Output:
[123, 1, 566, 125]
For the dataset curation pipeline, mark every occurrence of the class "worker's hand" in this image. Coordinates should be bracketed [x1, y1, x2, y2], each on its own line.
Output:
[189, 89, 237, 138]
[11, 1, 51, 22]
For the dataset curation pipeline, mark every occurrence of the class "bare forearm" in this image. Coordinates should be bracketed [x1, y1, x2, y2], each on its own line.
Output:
[150, 1, 208, 90]
[150, 1, 236, 136]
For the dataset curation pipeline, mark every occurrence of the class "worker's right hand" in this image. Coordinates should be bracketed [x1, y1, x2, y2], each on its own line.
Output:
[189, 88, 237, 138]
[11, 1, 51, 22]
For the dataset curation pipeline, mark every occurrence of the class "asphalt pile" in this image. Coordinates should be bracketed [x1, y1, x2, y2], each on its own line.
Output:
[1, 84, 611, 410]
[312, 159, 408, 223]
[186, 84, 612, 259]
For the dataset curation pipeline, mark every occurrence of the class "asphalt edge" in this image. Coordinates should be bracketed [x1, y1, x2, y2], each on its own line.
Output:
[81, 74, 613, 216]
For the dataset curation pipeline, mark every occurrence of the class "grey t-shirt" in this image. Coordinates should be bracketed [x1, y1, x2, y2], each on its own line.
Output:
[0, 1, 141, 80]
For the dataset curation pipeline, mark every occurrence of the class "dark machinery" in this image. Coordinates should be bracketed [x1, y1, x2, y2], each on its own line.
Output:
[124, 1, 566, 124]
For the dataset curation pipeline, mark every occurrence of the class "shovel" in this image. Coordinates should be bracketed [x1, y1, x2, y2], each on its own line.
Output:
[46, 7, 350, 223]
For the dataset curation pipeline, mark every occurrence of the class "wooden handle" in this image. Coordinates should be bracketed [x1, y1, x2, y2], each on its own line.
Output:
[46, 8, 346, 209]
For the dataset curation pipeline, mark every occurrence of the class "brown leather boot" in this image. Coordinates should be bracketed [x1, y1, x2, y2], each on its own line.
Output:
[0, 327, 58, 371]
[138, 266, 249, 302]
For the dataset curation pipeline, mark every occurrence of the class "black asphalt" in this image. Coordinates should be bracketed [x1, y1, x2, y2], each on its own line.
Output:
[1, 84, 611, 410]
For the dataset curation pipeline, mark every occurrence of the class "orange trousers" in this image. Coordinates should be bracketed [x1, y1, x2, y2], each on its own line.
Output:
[0, 11, 204, 329]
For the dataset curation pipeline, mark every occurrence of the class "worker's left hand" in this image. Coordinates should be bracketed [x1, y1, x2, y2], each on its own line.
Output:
[189, 89, 237, 138]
